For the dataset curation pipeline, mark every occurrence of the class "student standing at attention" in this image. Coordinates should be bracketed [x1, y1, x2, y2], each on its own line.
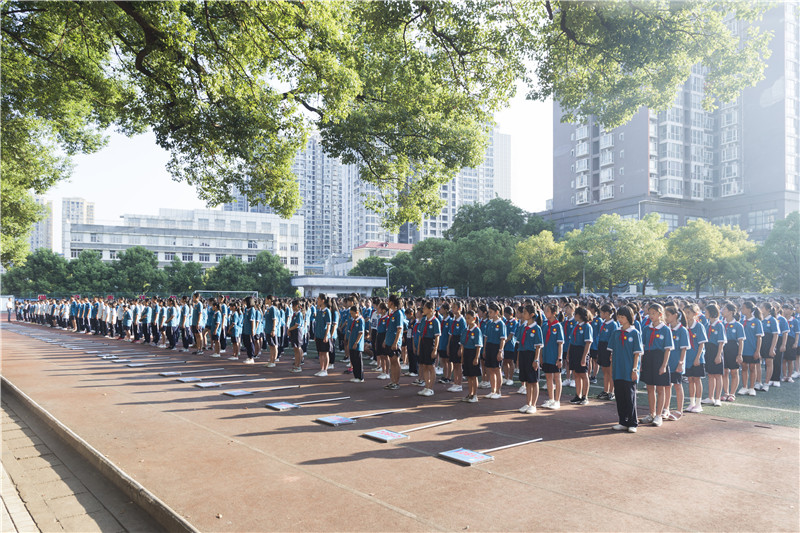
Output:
[541, 303, 565, 410]
[567, 306, 593, 406]
[483, 303, 507, 399]
[739, 301, 763, 396]
[313, 294, 332, 377]
[607, 306, 642, 433]
[640, 304, 673, 427]
[721, 302, 745, 401]
[664, 306, 689, 419]
[348, 305, 366, 383]
[459, 310, 483, 403]
[416, 301, 440, 397]
[517, 304, 543, 413]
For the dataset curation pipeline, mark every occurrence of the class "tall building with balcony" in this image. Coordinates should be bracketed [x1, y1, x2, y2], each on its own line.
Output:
[546, 4, 799, 241]
[29, 195, 53, 252]
[61, 197, 95, 252]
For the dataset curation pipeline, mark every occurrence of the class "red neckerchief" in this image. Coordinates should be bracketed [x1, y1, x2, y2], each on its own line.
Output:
[423, 317, 431, 338]
[573, 322, 583, 344]
[648, 325, 658, 348]
[546, 320, 557, 344]
[521, 324, 533, 349]
[620, 330, 626, 346]
[350, 317, 359, 335]
[450, 316, 459, 335]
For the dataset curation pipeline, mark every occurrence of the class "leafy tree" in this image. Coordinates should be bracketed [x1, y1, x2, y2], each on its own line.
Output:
[247, 251, 294, 296]
[521, 213, 556, 238]
[67, 250, 114, 296]
[509, 231, 569, 296]
[565, 214, 666, 296]
[713, 225, 757, 296]
[0, 248, 68, 296]
[760, 211, 800, 294]
[204, 256, 254, 293]
[658, 220, 723, 298]
[442, 229, 517, 296]
[164, 258, 205, 295]
[111, 246, 165, 296]
[445, 198, 527, 240]
[2, 1, 770, 267]
[388, 252, 420, 296]
[348, 256, 390, 278]
[409, 238, 453, 292]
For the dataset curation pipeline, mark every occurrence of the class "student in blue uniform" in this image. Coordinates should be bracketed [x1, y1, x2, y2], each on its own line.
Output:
[568, 306, 593, 405]
[588, 302, 602, 384]
[517, 304, 543, 414]
[263, 295, 280, 368]
[739, 301, 763, 396]
[541, 303, 565, 410]
[459, 310, 483, 403]
[640, 303, 673, 427]
[561, 303, 577, 389]
[664, 306, 689, 418]
[721, 302, 744, 402]
[348, 305, 366, 383]
[122, 304, 133, 341]
[383, 294, 405, 390]
[758, 302, 780, 391]
[241, 297, 256, 364]
[502, 306, 518, 388]
[780, 304, 799, 383]
[445, 302, 467, 393]
[681, 304, 708, 412]
[595, 304, 619, 401]
[416, 301, 440, 397]
[437, 303, 453, 385]
[288, 300, 305, 372]
[701, 304, 726, 406]
[483, 303, 507, 399]
[191, 294, 205, 355]
[607, 306, 642, 433]
[313, 294, 333, 377]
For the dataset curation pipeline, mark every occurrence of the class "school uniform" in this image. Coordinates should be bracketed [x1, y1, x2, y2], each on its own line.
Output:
[191, 301, 203, 338]
[741, 316, 764, 365]
[589, 316, 602, 361]
[289, 311, 304, 348]
[385, 309, 405, 357]
[241, 307, 256, 358]
[503, 317, 518, 361]
[704, 319, 727, 375]
[597, 319, 619, 368]
[219, 303, 229, 350]
[330, 309, 340, 362]
[349, 316, 366, 380]
[122, 309, 133, 334]
[771, 314, 789, 382]
[447, 316, 467, 363]
[314, 307, 332, 353]
[684, 321, 708, 378]
[376, 314, 389, 357]
[567, 321, 593, 374]
[783, 316, 798, 363]
[439, 314, 452, 361]
[542, 320, 564, 374]
[641, 323, 673, 386]
[483, 319, 506, 368]
[168, 307, 180, 348]
[417, 317, 441, 366]
[518, 322, 543, 383]
[761, 315, 780, 362]
[460, 325, 484, 377]
[608, 327, 643, 428]
[668, 324, 690, 384]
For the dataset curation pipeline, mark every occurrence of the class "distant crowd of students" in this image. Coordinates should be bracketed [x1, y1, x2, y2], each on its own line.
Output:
[14, 293, 800, 432]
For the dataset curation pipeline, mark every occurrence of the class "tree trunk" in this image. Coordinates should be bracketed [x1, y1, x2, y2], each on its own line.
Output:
[641, 277, 648, 296]
[695, 280, 700, 299]
[608, 280, 613, 298]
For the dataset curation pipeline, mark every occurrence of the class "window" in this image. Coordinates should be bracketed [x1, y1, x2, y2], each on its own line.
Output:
[660, 160, 683, 178]
[230, 220, 241, 232]
[182, 252, 193, 262]
[619, 132, 624, 141]
[111, 234, 123, 244]
[216, 254, 225, 261]
[599, 134, 613, 149]
[199, 239, 210, 247]
[261, 221, 272, 232]
[90, 233, 100, 243]
[199, 253, 210, 263]
[575, 158, 589, 172]
[281, 257, 288, 265]
[599, 184, 614, 200]
[290, 257, 299, 266]
[246, 221, 256, 232]
[129, 235, 141, 244]
[658, 213, 679, 232]
[599, 168, 614, 183]
[279, 243, 288, 251]
[198, 218, 209, 230]
[721, 128, 738, 144]
[619, 167, 624, 176]
[280, 223, 288, 236]
[233, 255, 242, 261]
[164, 252, 175, 261]
[576, 125, 588, 140]
[71, 249, 82, 258]
[147, 236, 159, 245]
[182, 238, 193, 247]
[290, 243, 299, 252]
[660, 178, 683, 198]
[215, 219, 226, 231]
[575, 174, 589, 189]
[248, 240, 258, 249]
[247, 255, 257, 263]
[575, 190, 589, 205]
[748, 209, 777, 232]
[690, 180, 704, 200]
[600, 150, 614, 166]
[109, 250, 117, 260]
[71, 233, 83, 243]
[575, 142, 589, 156]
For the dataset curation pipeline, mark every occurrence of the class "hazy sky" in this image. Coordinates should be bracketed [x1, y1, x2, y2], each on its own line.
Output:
[45, 90, 553, 252]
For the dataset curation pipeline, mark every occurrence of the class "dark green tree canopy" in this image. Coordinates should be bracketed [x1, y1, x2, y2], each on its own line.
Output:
[348, 255, 391, 278]
[2, 0, 770, 267]
[444, 198, 555, 240]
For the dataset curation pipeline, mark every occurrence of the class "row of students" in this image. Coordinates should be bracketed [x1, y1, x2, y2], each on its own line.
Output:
[14, 293, 800, 433]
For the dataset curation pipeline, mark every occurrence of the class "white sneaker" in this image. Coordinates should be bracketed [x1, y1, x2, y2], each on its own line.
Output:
[483, 393, 495, 399]
[627, 426, 637, 433]
[504, 379, 514, 386]
[350, 378, 364, 383]
[265, 362, 276, 367]
[541, 399, 553, 409]
[737, 387, 749, 395]
[701, 398, 714, 405]
[517, 385, 527, 394]
[612, 424, 626, 431]
[753, 383, 763, 391]
[691, 405, 703, 413]
[435, 367, 443, 375]
[377, 373, 390, 380]
[569, 379, 576, 387]
[243, 358, 254, 364]
[290, 367, 302, 373]
[466, 395, 478, 403]
[561, 379, 570, 386]
[418, 388, 434, 397]
[400, 364, 409, 370]
[772, 381, 781, 388]
[747, 388, 756, 396]
[792, 371, 800, 379]
[762, 383, 770, 392]
[479, 381, 491, 389]
[550, 401, 560, 410]
[490, 392, 502, 399]
[314, 370, 328, 377]
[209, 353, 221, 358]
[447, 385, 463, 392]
[520, 405, 531, 413]
[652, 415, 663, 427]
[527, 405, 536, 414]
[713, 399, 722, 407]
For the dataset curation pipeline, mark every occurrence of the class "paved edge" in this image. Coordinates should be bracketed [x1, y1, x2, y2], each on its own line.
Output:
[1, 377, 198, 533]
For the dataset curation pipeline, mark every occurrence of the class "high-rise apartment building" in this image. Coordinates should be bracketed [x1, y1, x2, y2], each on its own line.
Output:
[546, 4, 799, 241]
[29, 195, 53, 252]
[61, 197, 95, 253]
[224, 128, 512, 269]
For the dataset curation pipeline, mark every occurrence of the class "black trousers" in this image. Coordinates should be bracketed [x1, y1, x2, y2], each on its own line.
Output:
[242, 334, 254, 359]
[182, 327, 193, 349]
[771, 351, 784, 382]
[407, 340, 419, 374]
[614, 379, 638, 428]
[351, 350, 364, 380]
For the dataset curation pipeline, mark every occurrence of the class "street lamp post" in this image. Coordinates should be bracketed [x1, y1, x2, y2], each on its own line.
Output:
[578, 250, 589, 295]
[384, 263, 395, 295]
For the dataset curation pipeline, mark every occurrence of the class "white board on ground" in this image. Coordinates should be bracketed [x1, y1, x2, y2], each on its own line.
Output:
[315, 409, 409, 427]
[437, 438, 543, 466]
[221, 385, 301, 397]
[265, 396, 350, 411]
[362, 419, 457, 443]
[159, 367, 224, 377]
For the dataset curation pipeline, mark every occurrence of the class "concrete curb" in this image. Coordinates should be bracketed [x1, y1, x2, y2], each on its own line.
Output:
[1, 377, 199, 533]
